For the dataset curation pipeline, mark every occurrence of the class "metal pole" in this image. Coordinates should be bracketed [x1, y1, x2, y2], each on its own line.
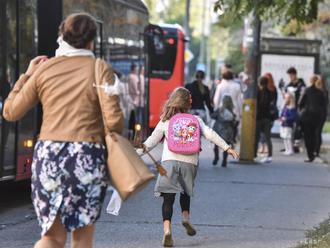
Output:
[239, 4, 261, 162]
[184, 0, 191, 83]
[198, 0, 206, 65]
[206, 1, 211, 82]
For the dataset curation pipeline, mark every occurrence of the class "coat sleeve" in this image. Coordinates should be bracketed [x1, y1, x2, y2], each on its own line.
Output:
[204, 87, 214, 113]
[235, 86, 243, 118]
[213, 85, 221, 109]
[3, 73, 39, 121]
[143, 121, 165, 150]
[98, 60, 124, 134]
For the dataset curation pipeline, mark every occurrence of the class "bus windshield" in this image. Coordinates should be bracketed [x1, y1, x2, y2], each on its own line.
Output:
[145, 26, 177, 80]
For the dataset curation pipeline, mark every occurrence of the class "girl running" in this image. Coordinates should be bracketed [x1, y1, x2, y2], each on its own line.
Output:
[137, 87, 239, 247]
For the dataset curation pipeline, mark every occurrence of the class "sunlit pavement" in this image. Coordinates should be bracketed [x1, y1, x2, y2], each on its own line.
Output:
[1, 138, 330, 248]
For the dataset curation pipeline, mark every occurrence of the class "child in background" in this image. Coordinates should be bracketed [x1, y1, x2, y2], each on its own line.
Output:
[280, 90, 298, 155]
[212, 95, 237, 167]
[137, 87, 239, 247]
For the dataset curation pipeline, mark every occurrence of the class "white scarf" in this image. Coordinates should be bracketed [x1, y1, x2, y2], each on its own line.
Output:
[55, 36, 121, 96]
[55, 36, 94, 57]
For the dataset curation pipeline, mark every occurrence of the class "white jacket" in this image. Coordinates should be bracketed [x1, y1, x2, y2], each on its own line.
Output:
[141, 116, 230, 166]
[213, 79, 243, 120]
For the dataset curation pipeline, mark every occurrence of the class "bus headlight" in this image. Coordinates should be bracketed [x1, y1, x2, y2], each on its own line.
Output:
[23, 139, 34, 148]
[135, 124, 142, 132]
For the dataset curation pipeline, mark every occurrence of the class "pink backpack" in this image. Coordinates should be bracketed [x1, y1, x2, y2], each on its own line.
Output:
[168, 113, 201, 154]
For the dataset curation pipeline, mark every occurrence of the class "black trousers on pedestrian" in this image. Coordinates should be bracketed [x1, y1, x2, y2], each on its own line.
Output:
[213, 145, 229, 166]
[162, 193, 190, 221]
[315, 118, 326, 156]
[301, 118, 322, 160]
[254, 118, 273, 157]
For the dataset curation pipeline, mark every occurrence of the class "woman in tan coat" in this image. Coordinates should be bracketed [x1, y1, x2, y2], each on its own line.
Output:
[4, 13, 123, 248]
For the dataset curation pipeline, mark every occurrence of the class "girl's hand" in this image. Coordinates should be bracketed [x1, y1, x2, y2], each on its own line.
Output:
[136, 148, 144, 156]
[135, 144, 147, 156]
[25, 56, 48, 77]
[227, 148, 239, 160]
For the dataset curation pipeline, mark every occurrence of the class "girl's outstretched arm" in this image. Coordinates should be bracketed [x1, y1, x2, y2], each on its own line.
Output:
[139, 121, 165, 153]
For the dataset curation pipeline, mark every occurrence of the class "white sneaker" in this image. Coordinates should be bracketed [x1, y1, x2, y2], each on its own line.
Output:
[283, 151, 293, 156]
[261, 157, 272, 163]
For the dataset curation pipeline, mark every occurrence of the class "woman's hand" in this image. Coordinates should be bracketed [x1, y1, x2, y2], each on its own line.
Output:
[25, 56, 48, 77]
[227, 148, 239, 160]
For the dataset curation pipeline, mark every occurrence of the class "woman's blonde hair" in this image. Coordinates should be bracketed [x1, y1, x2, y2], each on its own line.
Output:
[310, 74, 323, 90]
[161, 87, 191, 121]
[284, 90, 295, 108]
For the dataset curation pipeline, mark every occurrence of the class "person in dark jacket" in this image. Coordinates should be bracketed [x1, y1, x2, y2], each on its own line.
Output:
[185, 70, 213, 122]
[254, 76, 273, 163]
[258, 73, 278, 154]
[299, 75, 327, 162]
[315, 75, 328, 157]
[285, 67, 306, 153]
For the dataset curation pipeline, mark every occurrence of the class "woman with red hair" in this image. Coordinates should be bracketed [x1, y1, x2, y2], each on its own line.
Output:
[257, 73, 278, 156]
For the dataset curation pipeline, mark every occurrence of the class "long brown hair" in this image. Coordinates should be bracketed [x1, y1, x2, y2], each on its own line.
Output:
[161, 87, 191, 121]
[264, 72, 276, 92]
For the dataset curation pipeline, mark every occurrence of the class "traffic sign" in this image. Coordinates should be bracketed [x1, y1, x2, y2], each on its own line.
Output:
[185, 49, 194, 63]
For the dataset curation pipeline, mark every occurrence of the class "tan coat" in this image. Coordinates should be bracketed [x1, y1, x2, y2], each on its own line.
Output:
[3, 56, 124, 143]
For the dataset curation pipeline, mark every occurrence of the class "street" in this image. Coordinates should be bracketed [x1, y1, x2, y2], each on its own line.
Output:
[1, 138, 330, 248]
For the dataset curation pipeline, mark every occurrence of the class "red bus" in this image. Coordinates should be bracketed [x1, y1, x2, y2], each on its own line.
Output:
[144, 24, 186, 129]
[0, 0, 148, 182]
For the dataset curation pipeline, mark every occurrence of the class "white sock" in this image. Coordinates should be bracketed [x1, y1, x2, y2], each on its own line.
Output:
[283, 139, 288, 152]
[287, 139, 293, 154]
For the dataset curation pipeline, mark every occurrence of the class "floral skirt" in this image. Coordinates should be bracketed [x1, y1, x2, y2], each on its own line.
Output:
[31, 140, 108, 236]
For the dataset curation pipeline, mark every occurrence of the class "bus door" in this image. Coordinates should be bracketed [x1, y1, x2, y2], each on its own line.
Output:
[0, 0, 37, 181]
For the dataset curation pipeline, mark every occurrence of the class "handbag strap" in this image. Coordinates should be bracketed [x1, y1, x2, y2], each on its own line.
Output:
[94, 58, 113, 138]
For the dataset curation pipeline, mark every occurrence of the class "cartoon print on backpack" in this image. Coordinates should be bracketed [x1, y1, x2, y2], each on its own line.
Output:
[168, 113, 201, 154]
[173, 120, 197, 143]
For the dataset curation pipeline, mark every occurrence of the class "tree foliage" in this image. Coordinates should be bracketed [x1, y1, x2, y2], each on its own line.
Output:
[214, 0, 323, 24]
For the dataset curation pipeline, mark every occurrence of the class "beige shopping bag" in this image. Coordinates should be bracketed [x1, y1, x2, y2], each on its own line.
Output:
[94, 58, 155, 201]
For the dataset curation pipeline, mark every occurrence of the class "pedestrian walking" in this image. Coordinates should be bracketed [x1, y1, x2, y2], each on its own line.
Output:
[185, 70, 213, 122]
[258, 73, 278, 155]
[299, 75, 327, 162]
[211, 95, 237, 167]
[3, 13, 124, 248]
[254, 76, 273, 163]
[285, 67, 306, 153]
[213, 70, 242, 123]
[137, 87, 239, 247]
[280, 90, 298, 155]
[213, 70, 243, 162]
[314, 75, 328, 158]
